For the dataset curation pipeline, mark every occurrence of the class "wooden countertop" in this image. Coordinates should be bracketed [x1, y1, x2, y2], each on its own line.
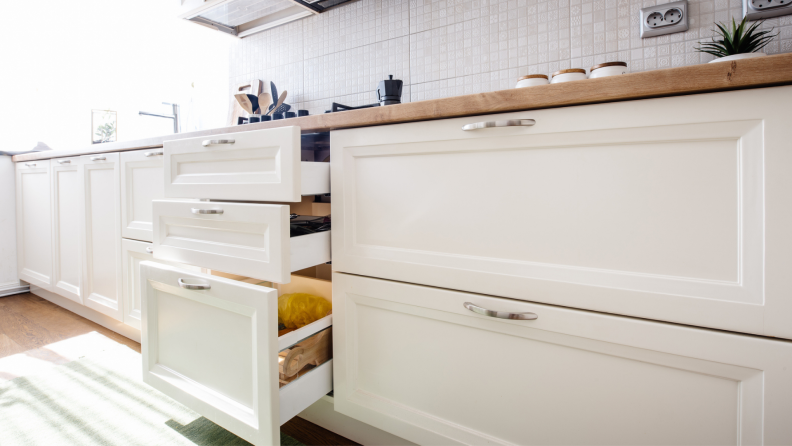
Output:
[13, 52, 792, 163]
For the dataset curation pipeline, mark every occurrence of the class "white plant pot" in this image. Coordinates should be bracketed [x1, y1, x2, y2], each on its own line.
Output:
[709, 53, 767, 63]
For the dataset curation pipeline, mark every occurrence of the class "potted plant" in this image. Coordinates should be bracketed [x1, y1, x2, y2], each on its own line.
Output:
[696, 17, 777, 63]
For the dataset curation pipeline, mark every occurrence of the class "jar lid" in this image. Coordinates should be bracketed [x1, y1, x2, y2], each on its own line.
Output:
[590, 61, 628, 71]
[519, 74, 549, 80]
[552, 68, 587, 78]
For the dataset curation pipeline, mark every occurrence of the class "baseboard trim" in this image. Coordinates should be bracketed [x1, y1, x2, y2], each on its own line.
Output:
[299, 396, 416, 446]
[0, 281, 30, 297]
[29, 285, 141, 343]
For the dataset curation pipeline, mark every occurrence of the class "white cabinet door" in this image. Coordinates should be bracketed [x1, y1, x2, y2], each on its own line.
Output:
[331, 86, 792, 339]
[140, 262, 332, 446]
[120, 149, 165, 242]
[151, 199, 331, 283]
[51, 157, 82, 303]
[333, 272, 792, 446]
[163, 126, 329, 202]
[80, 153, 123, 321]
[15, 160, 54, 290]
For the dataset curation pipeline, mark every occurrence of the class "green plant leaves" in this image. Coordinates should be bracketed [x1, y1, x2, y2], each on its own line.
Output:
[695, 16, 777, 57]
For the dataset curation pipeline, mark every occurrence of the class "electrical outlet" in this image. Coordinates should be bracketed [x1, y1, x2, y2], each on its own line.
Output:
[640, 0, 689, 38]
[744, 0, 792, 20]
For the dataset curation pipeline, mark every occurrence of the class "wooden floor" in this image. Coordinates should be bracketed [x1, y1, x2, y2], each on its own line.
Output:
[0, 292, 360, 446]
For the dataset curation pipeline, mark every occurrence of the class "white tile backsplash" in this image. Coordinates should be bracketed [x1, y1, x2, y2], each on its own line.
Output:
[229, 0, 792, 113]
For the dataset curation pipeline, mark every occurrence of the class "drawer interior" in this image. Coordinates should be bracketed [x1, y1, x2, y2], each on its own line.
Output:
[210, 270, 333, 391]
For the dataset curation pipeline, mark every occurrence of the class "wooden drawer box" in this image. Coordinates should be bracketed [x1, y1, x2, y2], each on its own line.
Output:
[151, 199, 330, 284]
[140, 264, 333, 446]
[163, 126, 329, 203]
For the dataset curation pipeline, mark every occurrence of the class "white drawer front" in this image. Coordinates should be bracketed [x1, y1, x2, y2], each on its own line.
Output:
[163, 126, 329, 202]
[333, 272, 792, 446]
[332, 86, 792, 339]
[140, 262, 332, 446]
[152, 200, 330, 283]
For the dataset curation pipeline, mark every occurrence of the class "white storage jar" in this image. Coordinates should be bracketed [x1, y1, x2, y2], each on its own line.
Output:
[551, 68, 587, 84]
[516, 74, 549, 88]
[589, 62, 628, 79]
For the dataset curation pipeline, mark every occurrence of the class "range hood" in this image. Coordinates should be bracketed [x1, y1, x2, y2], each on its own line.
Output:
[178, 0, 355, 38]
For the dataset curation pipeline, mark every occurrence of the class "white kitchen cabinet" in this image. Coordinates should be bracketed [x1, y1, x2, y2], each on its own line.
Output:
[50, 157, 82, 303]
[331, 86, 792, 339]
[120, 149, 165, 242]
[79, 153, 123, 321]
[163, 127, 329, 203]
[139, 262, 333, 446]
[151, 199, 330, 283]
[15, 160, 54, 290]
[333, 272, 792, 446]
[120, 238, 200, 330]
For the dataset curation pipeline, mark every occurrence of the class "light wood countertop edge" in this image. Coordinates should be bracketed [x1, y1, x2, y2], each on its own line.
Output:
[13, 52, 792, 163]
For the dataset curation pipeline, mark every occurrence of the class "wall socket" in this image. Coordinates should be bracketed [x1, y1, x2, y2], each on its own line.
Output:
[744, 0, 792, 20]
[640, 0, 689, 38]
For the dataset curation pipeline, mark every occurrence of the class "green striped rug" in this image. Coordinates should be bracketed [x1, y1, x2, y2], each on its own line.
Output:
[0, 333, 302, 446]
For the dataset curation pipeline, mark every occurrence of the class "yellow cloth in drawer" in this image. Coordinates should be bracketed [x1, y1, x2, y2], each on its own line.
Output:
[278, 293, 332, 329]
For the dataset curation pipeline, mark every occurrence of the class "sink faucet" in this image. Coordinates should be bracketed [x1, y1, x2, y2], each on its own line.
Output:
[139, 102, 181, 134]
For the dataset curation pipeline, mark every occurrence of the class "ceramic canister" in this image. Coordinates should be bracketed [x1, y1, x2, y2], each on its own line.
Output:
[551, 68, 587, 84]
[589, 61, 628, 79]
[516, 74, 549, 88]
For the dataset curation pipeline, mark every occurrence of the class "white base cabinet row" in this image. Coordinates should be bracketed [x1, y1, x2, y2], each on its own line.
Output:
[332, 272, 792, 446]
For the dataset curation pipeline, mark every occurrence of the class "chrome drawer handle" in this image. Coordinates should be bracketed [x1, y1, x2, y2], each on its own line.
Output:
[179, 278, 211, 290]
[90, 156, 106, 161]
[462, 119, 536, 131]
[56, 160, 71, 164]
[145, 247, 153, 253]
[202, 139, 235, 147]
[144, 151, 163, 157]
[191, 208, 224, 215]
[25, 163, 37, 167]
[463, 302, 538, 320]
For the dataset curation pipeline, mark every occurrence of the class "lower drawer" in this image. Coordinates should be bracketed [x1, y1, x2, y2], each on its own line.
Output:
[152, 199, 330, 283]
[333, 273, 792, 446]
[140, 262, 333, 446]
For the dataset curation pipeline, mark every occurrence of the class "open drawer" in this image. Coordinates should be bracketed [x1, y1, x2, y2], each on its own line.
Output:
[163, 126, 329, 203]
[151, 199, 330, 284]
[140, 262, 333, 446]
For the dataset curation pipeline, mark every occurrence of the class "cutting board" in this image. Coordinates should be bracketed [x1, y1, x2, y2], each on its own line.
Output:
[227, 80, 263, 126]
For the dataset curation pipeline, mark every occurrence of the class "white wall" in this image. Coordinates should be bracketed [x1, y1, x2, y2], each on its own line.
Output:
[0, 0, 232, 154]
[229, 0, 792, 112]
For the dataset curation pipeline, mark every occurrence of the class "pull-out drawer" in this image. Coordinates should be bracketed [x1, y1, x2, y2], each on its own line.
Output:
[332, 86, 792, 339]
[140, 262, 333, 446]
[333, 272, 792, 446]
[163, 126, 329, 202]
[152, 199, 330, 284]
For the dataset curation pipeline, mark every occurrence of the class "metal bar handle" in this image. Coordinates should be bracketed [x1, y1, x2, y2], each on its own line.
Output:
[144, 151, 163, 157]
[462, 119, 536, 131]
[191, 208, 224, 215]
[145, 247, 153, 253]
[56, 160, 71, 164]
[178, 278, 211, 290]
[463, 302, 538, 320]
[90, 156, 106, 161]
[25, 163, 37, 167]
[202, 139, 235, 147]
